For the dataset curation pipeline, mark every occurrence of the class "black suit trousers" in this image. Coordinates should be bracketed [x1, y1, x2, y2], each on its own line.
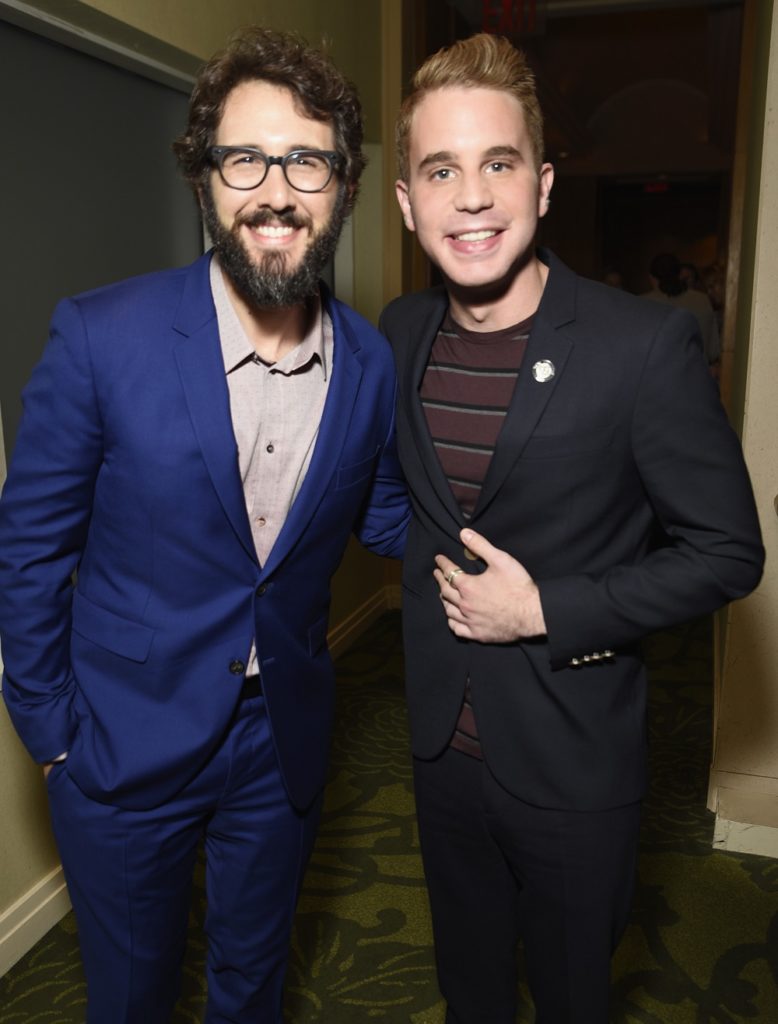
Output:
[413, 747, 641, 1024]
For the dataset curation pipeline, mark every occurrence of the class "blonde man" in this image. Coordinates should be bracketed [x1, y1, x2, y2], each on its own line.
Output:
[380, 33, 762, 1024]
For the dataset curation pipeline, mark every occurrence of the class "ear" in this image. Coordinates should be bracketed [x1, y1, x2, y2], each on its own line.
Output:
[395, 179, 416, 232]
[342, 180, 357, 212]
[538, 162, 554, 218]
[194, 180, 207, 212]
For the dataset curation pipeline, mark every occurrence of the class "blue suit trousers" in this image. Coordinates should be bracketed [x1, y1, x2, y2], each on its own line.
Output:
[46, 692, 321, 1023]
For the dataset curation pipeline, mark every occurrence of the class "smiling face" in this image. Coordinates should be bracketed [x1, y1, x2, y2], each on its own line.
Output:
[202, 78, 345, 310]
[396, 86, 553, 323]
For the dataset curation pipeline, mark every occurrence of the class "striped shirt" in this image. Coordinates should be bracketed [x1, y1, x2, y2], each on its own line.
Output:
[421, 309, 534, 757]
[420, 311, 532, 519]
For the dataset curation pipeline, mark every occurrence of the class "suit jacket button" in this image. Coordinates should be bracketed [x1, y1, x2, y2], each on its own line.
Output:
[256, 583, 267, 596]
[229, 659, 245, 675]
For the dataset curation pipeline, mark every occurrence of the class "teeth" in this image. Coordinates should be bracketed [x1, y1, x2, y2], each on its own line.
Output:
[254, 225, 295, 238]
[455, 230, 496, 242]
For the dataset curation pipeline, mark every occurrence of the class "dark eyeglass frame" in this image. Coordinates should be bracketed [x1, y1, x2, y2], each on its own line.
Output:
[208, 146, 342, 193]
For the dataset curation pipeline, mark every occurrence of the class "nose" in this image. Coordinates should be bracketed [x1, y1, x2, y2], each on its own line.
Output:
[454, 170, 494, 213]
[255, 161, 296, 209]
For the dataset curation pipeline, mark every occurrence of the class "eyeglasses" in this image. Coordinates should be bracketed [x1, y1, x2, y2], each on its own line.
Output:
[209, 146, 342, 193]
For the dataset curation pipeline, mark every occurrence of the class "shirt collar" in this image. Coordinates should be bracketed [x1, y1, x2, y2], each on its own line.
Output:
[210, 255, 329, 380]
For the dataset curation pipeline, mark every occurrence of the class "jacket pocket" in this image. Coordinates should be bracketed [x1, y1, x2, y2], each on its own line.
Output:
[71, 591, 155, 663]
[521, 425, 615, 460]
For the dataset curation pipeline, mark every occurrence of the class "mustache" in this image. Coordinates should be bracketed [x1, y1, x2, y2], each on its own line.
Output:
[236, 208, 313, 232]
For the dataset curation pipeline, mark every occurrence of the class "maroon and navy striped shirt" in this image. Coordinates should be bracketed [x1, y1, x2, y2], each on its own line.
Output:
[421, 308, 534, 757]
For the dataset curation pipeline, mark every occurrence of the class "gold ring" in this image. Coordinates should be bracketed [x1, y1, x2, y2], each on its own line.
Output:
[446, 568, 464, 586]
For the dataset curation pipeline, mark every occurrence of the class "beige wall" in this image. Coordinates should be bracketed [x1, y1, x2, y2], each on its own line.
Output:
[353, 142, 387, 325]
[0, 712, 62, 915]
[709, 0, 778, 855]
[77, 0, 383, 143]
[0, 409, 62, 955]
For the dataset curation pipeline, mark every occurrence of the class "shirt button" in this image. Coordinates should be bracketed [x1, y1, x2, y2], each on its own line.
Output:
[266, 443, 274, 453]
[229, 659, 245, 675]
[255, 516, 266, 527]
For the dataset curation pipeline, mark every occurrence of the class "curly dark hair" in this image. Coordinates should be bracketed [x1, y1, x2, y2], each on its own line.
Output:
[173, 26, 365, 211]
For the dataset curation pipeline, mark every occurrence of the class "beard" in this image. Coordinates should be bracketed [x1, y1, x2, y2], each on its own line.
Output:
[201, 185, 348, 310]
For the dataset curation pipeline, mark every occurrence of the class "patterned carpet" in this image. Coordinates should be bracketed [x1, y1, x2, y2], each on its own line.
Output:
[1, 612, 776, 1023]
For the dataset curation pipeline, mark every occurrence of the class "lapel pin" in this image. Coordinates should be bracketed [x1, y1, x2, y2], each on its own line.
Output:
[532, 359, 556, 383]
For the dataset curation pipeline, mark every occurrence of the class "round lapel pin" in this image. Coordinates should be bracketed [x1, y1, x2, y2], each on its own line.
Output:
[532, 359, 556, 383]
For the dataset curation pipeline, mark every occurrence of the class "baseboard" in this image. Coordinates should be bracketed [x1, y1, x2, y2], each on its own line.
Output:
[713, 817, 778, 858]
[327, 584, 398, 660]
[0, 865, 71, 976]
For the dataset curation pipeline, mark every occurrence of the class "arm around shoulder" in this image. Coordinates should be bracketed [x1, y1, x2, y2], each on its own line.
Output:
[352, 381, 410, 559]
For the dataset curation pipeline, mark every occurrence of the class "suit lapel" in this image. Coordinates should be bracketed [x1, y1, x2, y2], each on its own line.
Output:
[260, 291, 363, 579]
[473, 250, 577, 519]
[473, 328, 573, 518]
[172, 254, 257, 562]
[398, 291, 465, 529]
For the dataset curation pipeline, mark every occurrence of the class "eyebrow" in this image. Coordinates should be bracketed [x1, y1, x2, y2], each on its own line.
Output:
[483, 145, 522, 160]
[417, 144, 523, 172]
[216, 143, 327, 154]
[417, 151, 457, 171]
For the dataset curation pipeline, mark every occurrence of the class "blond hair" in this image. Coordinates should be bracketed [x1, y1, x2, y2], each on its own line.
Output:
[396, 33, 544, 181]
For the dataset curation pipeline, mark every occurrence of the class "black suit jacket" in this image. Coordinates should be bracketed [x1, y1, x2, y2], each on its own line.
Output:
[379, 250, 763, 811]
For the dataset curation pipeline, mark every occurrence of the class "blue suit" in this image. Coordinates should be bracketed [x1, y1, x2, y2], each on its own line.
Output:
[0, 252, 408, 1020]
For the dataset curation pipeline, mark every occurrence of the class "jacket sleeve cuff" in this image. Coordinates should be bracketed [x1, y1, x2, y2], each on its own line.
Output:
[537, 576, 619, 670]
[2, 673, 77, 765]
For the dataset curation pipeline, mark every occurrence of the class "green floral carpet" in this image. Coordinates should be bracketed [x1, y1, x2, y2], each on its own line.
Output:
[1, 613, 776, 1022]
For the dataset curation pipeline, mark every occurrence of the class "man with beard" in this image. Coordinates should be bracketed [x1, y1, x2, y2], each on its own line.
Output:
[0, 27, 408, 1024]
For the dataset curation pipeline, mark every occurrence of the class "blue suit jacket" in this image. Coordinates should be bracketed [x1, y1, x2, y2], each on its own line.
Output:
[0, 253, 408, 810]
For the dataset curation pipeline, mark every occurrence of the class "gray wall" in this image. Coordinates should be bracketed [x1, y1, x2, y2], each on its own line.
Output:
[0, 17, 202, 456]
